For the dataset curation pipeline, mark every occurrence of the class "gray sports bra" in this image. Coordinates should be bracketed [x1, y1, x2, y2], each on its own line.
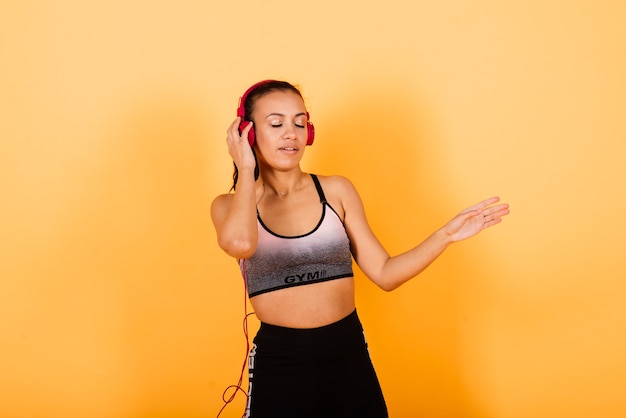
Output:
[240, 174, 354, 298]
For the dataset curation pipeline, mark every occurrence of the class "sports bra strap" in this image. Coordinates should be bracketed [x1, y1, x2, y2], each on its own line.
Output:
[310, 174, 327, 204]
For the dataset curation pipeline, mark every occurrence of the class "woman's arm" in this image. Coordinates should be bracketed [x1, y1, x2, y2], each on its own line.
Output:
[210, 119, 259, 259]
[338, 176, 509, 291]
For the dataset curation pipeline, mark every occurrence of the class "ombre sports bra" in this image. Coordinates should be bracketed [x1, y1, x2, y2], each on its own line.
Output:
[241, 174, 354, 298]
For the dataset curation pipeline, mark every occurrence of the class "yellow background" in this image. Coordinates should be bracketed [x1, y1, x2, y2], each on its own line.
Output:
[2, 1, 625, 417]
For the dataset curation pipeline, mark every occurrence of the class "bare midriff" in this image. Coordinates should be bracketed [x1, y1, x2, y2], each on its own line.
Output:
[249, 276, 356, 328]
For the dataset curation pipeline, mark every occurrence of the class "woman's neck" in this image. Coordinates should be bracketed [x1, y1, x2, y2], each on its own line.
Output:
[259, 170, 308, 197]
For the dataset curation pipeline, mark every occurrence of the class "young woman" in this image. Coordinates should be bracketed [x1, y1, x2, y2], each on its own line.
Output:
[211, 80, 509, 417]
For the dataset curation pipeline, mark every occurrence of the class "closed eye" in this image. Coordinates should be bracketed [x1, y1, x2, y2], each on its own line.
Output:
[271, 122, 306, 128]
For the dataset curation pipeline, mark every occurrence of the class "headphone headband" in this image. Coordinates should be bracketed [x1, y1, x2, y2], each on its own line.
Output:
[236, 79, 277, 119]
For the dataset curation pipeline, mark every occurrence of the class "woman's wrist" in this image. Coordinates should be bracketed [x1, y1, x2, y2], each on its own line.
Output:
[237, 166, 257, 180]
[434, 227, 455, 247]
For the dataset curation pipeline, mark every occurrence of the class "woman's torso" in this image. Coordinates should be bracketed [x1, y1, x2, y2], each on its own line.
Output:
[243, 174, 356, 328]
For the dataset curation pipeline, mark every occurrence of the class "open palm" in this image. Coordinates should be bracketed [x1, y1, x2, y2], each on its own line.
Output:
[445, 197, 510, 242]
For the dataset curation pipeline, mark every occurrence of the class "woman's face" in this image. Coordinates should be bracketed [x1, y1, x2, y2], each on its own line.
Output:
[251, 90, 309, 170]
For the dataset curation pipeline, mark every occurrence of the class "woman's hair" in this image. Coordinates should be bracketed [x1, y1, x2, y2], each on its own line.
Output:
[231, 80, 303, 190]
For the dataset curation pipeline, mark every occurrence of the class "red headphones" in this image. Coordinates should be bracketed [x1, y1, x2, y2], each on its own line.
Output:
[236, 80, 315, 147]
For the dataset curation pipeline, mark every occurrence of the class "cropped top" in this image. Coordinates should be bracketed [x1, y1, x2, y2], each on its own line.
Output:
[241, 174, 354, 298]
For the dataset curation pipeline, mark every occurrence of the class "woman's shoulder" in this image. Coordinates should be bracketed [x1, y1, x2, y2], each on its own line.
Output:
[310, 174, 361, 215]
[312, 173, 355, 192]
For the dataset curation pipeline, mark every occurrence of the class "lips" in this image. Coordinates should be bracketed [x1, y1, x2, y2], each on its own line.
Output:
[279, 146, 298, 151]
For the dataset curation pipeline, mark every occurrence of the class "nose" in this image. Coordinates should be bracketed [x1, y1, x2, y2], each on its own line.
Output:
[282, 123, 297, 139]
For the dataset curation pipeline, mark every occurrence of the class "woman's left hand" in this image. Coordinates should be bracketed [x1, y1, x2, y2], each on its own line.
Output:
[444, 197, 510, 242]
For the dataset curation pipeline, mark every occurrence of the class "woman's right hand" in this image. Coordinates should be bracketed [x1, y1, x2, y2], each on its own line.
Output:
[226, 117, 256, 171]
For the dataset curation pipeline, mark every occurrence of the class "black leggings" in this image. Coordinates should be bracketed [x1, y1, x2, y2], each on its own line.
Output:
[245, 310, 388, 418]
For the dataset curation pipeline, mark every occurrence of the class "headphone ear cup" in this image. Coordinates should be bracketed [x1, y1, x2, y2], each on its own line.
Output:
[238, 120, 255, 146]
[306, 122, 315, 146]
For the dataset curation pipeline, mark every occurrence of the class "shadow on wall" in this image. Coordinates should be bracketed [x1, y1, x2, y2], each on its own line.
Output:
[305, 79, 492, 417]
[58, 90, 219, 416]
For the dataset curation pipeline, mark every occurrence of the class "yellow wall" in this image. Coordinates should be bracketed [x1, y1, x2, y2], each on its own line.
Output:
[2, 1, 625, 417]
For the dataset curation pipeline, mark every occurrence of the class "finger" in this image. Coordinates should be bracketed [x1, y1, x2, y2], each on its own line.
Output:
[473, 196, 500, 210]
[227, 117, 241, 134]
[226, 119, 242, 145]
[484, 217, 503, 227]
[241, 120, 253, 139]
[458, 198, 498, 216]
[482, 205, 510, 225]
[483, 204, 510, 217]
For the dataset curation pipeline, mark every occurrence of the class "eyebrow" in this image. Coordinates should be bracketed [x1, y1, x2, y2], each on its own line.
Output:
[264, 112, 307, 119]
